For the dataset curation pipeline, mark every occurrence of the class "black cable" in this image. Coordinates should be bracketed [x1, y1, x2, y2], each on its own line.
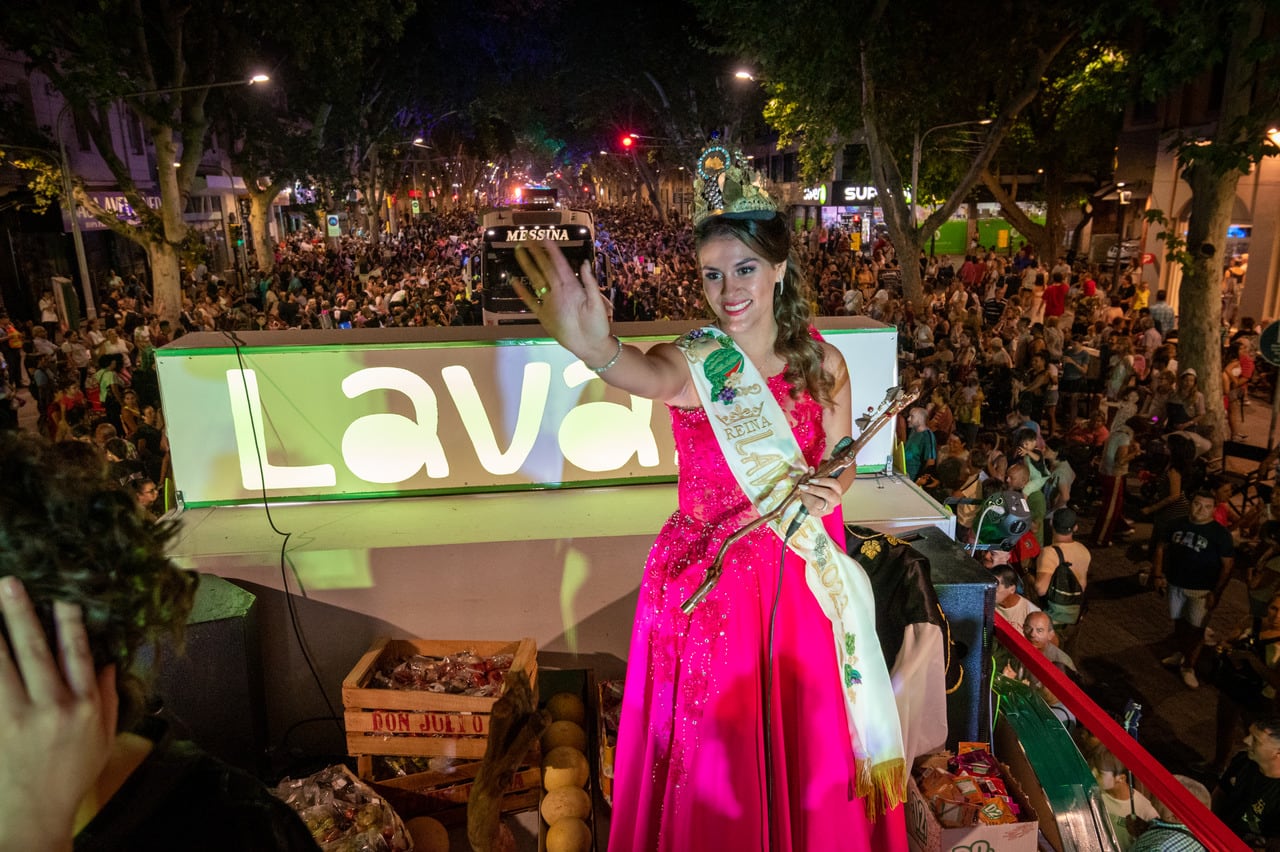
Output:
[762, 531, 789, 852]
[221, 330, 343, 740]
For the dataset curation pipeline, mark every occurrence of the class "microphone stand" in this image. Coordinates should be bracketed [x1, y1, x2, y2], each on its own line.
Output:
[681, 387, 917, 614]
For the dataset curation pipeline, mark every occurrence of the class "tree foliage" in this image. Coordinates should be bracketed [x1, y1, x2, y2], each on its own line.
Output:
[693, 0, 1116, 303]
[1131, 0, 1280, 447]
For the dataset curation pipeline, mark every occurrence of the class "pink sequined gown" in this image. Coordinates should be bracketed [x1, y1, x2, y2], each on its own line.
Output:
[608, 372, 908, 851]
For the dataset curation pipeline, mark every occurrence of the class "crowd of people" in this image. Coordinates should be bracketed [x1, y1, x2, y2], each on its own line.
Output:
[1, 202, 1277, 847]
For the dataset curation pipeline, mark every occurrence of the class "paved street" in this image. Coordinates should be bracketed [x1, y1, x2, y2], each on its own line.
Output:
[1069, 395, 1275, 788]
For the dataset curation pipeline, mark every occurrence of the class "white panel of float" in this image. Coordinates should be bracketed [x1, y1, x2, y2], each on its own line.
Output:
[155, 318, 900, 508]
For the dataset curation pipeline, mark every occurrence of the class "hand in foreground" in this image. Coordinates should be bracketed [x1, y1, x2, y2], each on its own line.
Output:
[0, 576, 118, 851]
[513, 241, 615, 366]
[798, 474, 844, 518]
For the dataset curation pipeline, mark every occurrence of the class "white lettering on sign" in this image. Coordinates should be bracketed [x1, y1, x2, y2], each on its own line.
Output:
[227, 360, 662, 491]
[841, 185, 879, 203]
[228, 369, 337, 489]
[504, 227, 570, 241]
[802, 186, 828, 204]
[443, 362, 548, 475]
[340, 367, 451, 482]
[558, 361, 659, 471]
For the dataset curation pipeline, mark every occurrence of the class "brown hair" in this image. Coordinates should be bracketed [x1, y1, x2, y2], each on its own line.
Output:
[694, 214, 833, 407]
[0, 433, 196, 731]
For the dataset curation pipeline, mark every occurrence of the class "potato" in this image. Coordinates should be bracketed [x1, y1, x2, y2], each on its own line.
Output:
[540, 785, 592, 824]
[541, 719, 587, 754]
[545, 817, 592, 852]
[546, 692, 587, 726]
[405, 816, 450, 852]
[542, 745, 590, 789]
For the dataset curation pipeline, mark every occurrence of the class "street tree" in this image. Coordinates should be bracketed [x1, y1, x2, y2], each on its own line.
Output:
[0, 0, 410, 325]
[1137, 0, 1280, 447]
[216, 2, 411, 274]
[696, 0, 1100, 305]
[979, 46, 1130, 264]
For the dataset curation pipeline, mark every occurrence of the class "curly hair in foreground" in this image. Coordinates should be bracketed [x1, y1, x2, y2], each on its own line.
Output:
[0, 432, 197, 731]
[694, 213, 834, 408]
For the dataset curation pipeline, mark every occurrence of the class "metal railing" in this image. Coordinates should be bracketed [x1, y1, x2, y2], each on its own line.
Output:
[993, 617, 1251, 852]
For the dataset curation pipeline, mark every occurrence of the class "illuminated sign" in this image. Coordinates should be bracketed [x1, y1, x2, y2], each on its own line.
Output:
[831, 181, 880, 204]
[62, 191, 163, 233]
[802, 185, 828, 204]
[157, 323, 897, 506]
[503, 227, 570, 241]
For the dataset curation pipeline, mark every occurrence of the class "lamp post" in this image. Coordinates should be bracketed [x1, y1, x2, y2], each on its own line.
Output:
[55, 102, 96, 319]
[1111, 182, 1130, 293]
[910, 119, 993, 230]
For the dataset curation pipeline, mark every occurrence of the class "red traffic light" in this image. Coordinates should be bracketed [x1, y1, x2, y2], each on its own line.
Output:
[621, 135, 635, 149]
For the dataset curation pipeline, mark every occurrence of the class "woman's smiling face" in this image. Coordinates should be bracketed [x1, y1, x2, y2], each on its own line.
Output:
[698, 235, 783, 338]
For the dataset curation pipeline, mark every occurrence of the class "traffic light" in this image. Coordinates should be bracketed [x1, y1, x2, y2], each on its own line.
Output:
[620, 134, 635, 150]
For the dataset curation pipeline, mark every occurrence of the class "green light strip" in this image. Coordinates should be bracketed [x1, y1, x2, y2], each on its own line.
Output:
[155, 333, 681, 359]
[182, 473, 680, 509]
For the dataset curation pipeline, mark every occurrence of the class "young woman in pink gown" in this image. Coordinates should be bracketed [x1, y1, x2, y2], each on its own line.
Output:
[514, 179, 907, 851]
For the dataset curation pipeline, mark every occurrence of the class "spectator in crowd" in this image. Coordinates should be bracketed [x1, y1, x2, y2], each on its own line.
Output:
[1088, 747, 1161, 850]
[0, 432, 320, 851]
[1212, 717, 1280, 849]
[1153, 490, 1236, 689]
[993, 565, 1042, 636]
[1130, 774, 1212, 851]
[1095, 418, 1141, 548]
[904, 406, 937, 482]
[1036, 508, 1091, 648]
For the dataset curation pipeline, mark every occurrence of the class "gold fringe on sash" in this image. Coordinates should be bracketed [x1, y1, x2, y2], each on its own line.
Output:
[856, 757, 907, 821]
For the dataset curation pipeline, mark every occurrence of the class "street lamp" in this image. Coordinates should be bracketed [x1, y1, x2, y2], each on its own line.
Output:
[910, 118, 993, 229]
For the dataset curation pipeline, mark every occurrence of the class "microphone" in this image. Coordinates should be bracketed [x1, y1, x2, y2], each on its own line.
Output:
[785, 436, 855, 539]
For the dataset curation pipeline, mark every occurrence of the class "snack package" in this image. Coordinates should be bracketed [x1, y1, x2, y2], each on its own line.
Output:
[952, 748, 1001, 778]
[274, 765, 410, 852]
[957, 741, 990, 755]
[977, 796, 1018, 825]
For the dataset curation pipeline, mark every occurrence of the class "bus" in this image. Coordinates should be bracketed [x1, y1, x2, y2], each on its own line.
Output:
[480, 206, 603, 325]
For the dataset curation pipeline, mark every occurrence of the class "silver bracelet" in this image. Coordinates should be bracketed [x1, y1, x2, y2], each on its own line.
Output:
[588, 335, 623, 374]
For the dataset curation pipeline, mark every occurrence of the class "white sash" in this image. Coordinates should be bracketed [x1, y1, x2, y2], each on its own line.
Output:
[676, 327, 906, 817]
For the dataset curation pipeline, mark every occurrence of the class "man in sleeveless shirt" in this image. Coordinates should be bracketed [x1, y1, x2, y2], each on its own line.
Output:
[1036, 508, 1091, 650]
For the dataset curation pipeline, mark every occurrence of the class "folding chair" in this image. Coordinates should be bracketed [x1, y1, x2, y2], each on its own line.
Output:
[1219, 440, 1273, 517]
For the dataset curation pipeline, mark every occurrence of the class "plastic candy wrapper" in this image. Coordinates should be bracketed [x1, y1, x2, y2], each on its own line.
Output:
[911, 747, 1021, 829]
[369, 650, 513, 697]
[274, 764, 410, 852]
[953, 747, 1001, 777]
[370, 755, 466, 781]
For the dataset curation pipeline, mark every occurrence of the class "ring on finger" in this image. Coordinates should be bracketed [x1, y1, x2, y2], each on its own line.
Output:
[535, 286, 549, 296]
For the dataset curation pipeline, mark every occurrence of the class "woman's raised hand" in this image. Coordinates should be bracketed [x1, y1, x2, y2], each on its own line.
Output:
[514, 241, 615, 365]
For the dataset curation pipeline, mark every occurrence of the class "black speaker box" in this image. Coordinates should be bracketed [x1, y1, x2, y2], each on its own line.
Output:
[149, 574, 268, 776]
[904, 526, 997, 748]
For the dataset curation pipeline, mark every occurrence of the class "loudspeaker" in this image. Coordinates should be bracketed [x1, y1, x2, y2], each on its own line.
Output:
[150, 574, 268, 776]
[907, 526, 996, 749]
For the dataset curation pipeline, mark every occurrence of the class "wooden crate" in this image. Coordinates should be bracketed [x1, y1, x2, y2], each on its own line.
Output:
[361, 756, 542, 825]
[343, 637, 537, 760]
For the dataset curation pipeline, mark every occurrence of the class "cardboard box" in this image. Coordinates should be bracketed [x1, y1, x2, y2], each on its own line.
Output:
[343, 637, 537, 760]
[906, 764, 1039, 852]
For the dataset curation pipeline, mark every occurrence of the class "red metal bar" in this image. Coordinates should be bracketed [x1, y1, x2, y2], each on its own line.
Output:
[993, 617, 1251, 852]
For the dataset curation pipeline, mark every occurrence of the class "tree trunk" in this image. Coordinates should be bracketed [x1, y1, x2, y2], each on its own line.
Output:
[1166, 0, 1264, 451]
[250, 190, 277, 276]
[148, 239, 183, 328]
[1178, 164, 1237, 447]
